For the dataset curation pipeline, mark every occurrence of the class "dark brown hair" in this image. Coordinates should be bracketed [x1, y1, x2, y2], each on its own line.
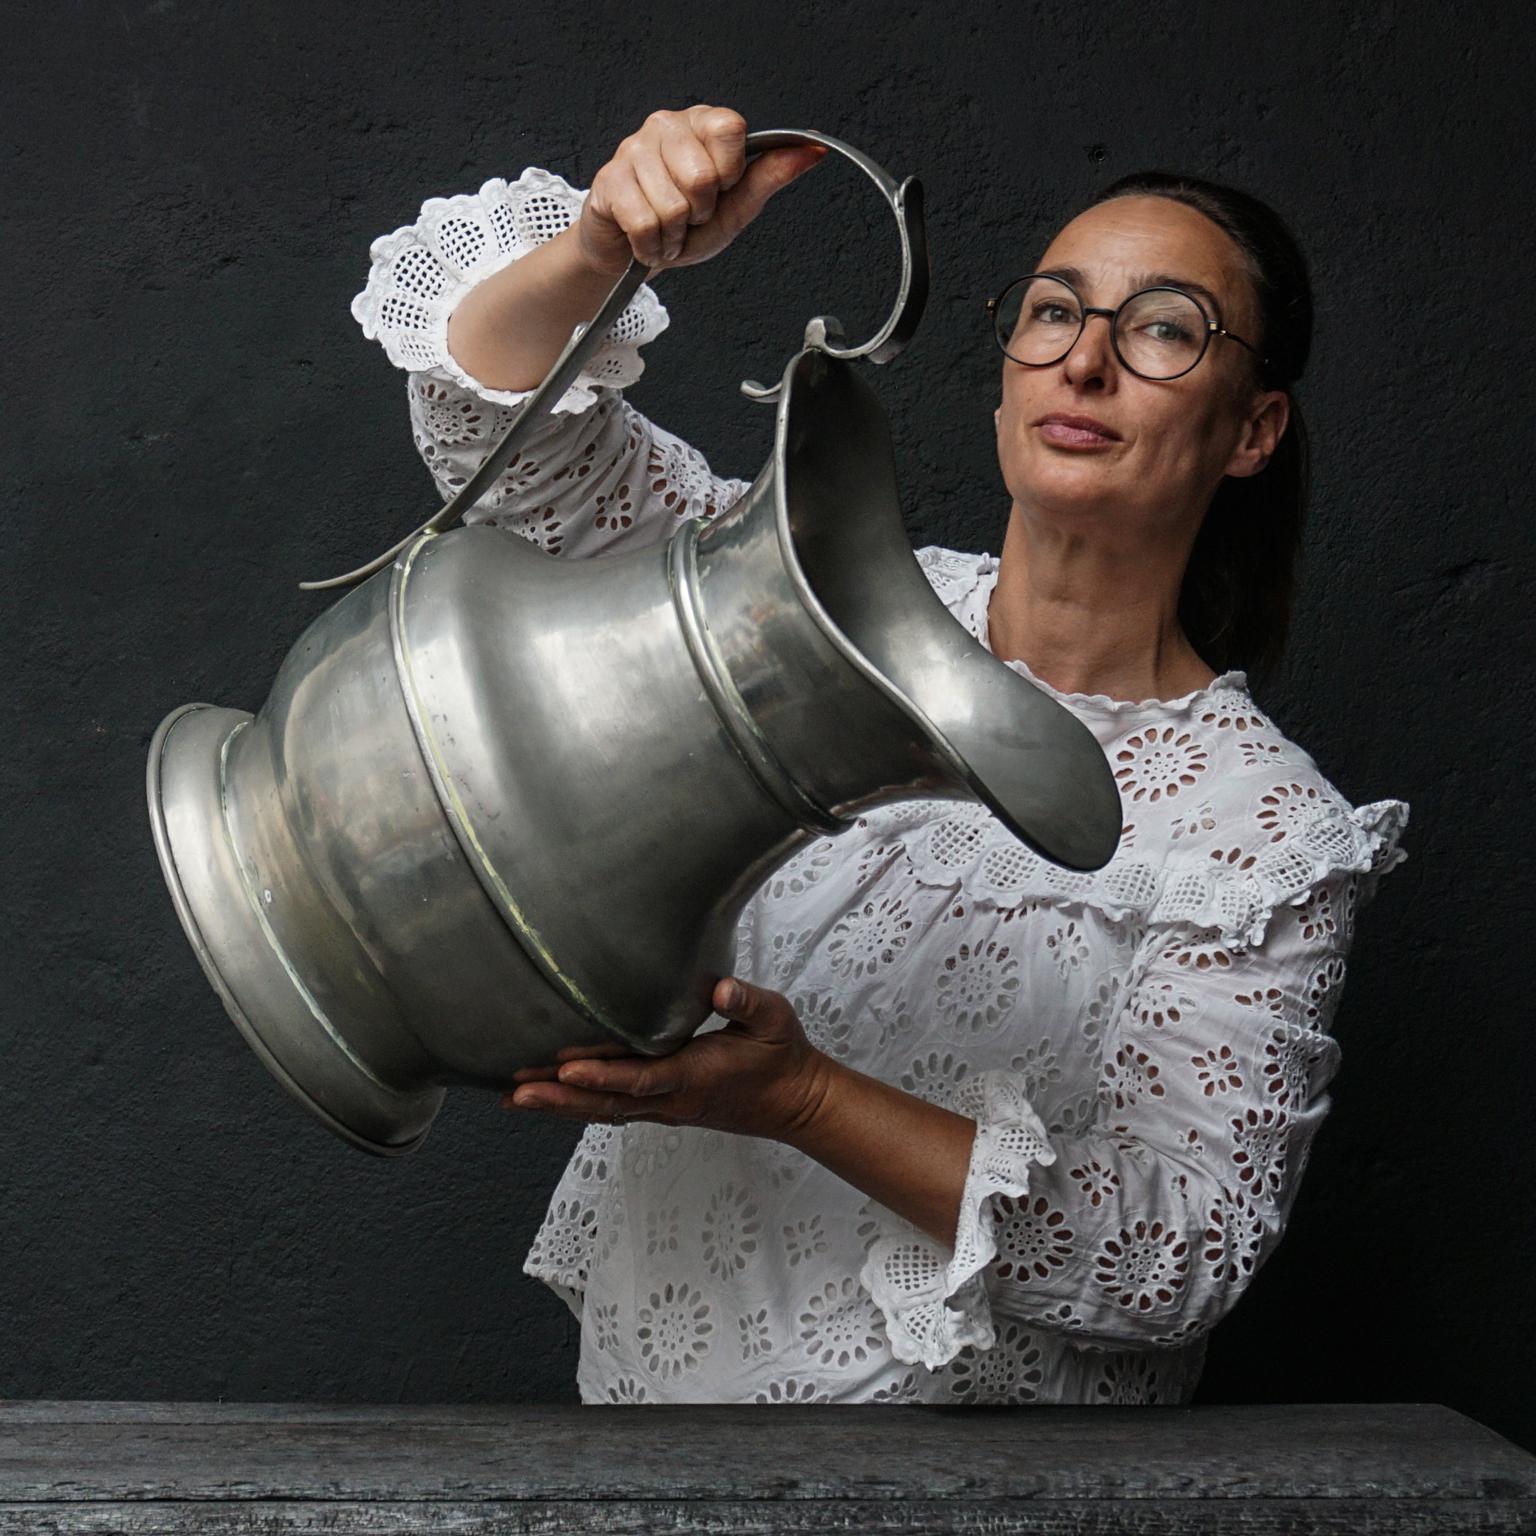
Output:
[1077, 171, 1314, 687]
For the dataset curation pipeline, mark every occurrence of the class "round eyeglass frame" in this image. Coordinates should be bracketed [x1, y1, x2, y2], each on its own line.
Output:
[985, 273, 1270, 381]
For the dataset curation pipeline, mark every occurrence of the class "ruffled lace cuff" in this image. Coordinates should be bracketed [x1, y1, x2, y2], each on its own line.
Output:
[860, 1071, 1057, 1370]
[350, 166, 670, 414]
[522, 1188, 599, 1323]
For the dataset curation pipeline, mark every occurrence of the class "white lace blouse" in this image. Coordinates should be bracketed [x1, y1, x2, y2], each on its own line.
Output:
[352, 168, 1412, 1406]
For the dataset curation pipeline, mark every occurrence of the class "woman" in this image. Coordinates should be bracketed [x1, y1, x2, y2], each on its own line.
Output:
[352, 105, 1409, 1404]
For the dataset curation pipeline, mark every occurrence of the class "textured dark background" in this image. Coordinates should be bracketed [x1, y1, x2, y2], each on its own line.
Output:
[5, 0, 1532, 1447]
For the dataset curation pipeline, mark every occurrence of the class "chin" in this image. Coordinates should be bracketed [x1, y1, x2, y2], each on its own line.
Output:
[1018, 460, 1121, 513]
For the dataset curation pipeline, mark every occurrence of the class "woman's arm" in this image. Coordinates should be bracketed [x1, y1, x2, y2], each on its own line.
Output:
[354, 172, 750, 560]
[502, 867, 1363, 1369]
[444, 220, 623, 394]
[775, 1045, 980, 1247]
[351, 113, 824, 557]
[501, 976, 979, 1246]
[852, 874, 1364, 1368]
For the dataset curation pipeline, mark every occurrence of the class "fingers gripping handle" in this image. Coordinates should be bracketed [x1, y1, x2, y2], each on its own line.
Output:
[300, 129, 929, 593]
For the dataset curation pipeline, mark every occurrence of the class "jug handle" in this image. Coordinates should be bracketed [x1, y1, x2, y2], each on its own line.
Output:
[299, 128, 928, 592]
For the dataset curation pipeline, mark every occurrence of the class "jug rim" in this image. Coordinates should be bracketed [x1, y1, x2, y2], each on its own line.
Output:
[764, 346, 1123, 874]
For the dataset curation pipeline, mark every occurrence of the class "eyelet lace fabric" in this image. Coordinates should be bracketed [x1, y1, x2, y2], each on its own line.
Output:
[355, 170, 1411, 1405]
[351, 167, 669, 415]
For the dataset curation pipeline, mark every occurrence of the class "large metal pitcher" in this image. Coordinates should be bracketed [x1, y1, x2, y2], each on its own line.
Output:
[146, 130, 1122, 1158]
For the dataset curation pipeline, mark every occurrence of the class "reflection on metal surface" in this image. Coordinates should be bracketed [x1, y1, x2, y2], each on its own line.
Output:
[145, 130, 1121, 1158]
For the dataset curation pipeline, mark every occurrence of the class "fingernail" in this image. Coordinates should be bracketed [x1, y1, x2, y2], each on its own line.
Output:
[512, 1089, 536, 1108]
[725, 980, 743, 1009]
[561, 1067, 590, 1087]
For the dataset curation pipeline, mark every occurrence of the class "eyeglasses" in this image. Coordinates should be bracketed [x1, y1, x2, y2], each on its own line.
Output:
[985, 273, 1269, 381]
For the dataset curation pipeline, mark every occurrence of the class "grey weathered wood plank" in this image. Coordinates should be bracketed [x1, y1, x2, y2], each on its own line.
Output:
[0, 1402, 538, 1425]
[2, 1403, 1533, 1502]
[1, 1497, 1535, 1534]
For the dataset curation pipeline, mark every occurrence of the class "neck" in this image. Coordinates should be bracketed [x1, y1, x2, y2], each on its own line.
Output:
[986, 498, 1219, 702]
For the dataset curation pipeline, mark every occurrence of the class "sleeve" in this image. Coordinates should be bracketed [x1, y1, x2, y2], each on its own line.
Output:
[351, 167, 753, 559]
[860, 802, 1409, 1370]
[522, 1120, 625, 1322]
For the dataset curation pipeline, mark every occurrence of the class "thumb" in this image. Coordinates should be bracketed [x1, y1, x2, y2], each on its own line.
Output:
[712, 975, 784, 1032]
[724, 144, 828, 221]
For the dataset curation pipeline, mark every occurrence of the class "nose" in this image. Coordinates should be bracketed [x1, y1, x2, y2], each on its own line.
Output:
[1060, 310, 1117, 389]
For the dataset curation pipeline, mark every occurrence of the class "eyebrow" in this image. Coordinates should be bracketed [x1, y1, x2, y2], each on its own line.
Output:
[1036, 264, 1225, 321]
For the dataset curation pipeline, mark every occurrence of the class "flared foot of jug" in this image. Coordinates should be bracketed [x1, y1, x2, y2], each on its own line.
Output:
[146, 701, 445, 1157]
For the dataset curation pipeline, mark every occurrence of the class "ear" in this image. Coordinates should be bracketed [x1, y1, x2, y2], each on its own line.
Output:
[1224, 388, 1290, 478]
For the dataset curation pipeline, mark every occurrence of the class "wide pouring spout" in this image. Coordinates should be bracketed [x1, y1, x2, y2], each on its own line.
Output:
[768, 345, 1122, 871]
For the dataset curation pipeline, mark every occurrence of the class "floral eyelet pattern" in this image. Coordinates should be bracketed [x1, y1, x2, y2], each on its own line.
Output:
[799, 1277, 887, 1368]
[1113, 726, 1210, 803]
[1093, 1219, 1191, 1313]
[357, 196, 1409, 1403]
[636, 1281, 714, 1379]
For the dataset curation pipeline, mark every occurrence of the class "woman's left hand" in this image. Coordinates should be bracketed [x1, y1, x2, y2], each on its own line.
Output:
[498, 977, 833, 1142]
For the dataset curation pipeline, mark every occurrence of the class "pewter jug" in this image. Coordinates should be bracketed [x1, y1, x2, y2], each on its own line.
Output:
[146, 130, 1122, 1157]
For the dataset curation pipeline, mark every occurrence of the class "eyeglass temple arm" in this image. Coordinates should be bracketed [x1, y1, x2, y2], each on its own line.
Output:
[1212, 323, 1268, 364]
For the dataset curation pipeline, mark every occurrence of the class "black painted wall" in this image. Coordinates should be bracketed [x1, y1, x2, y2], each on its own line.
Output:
[6, 0, 1533, 1448]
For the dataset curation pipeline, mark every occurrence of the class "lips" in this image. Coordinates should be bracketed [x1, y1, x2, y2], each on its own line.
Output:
[1036, 413, 1121, 441]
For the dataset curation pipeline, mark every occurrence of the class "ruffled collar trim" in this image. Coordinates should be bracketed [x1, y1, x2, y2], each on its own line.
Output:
[964, 553, 1249, 714]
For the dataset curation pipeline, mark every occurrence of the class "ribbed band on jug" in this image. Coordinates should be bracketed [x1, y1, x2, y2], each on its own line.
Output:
[674, 491, 949, 834]
[257, 559, 619, 1087]
[216, 707, 438, 1092]
[666, 345, 983, 834]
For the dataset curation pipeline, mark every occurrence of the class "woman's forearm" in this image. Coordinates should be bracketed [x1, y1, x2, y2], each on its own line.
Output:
[781, 1057, 978, 1248]
[444, 222, 629, 393]
[505, 980, 978, 1247]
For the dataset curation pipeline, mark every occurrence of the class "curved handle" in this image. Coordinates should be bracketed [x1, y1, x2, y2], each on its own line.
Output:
[300, 128, 929, 592]
[732, 128, 929, 397]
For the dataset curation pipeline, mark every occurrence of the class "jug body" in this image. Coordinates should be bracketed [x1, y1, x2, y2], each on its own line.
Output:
[147, 348, 1123, 1157]
[148, 560, 623, 1156]
[387, 506, 834, 1060]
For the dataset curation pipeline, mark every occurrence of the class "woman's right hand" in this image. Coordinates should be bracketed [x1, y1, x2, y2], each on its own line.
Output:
[577, 105, 828, 278]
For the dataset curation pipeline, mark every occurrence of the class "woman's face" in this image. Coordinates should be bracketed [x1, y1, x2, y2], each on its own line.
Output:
[995, 194, 1289, 540]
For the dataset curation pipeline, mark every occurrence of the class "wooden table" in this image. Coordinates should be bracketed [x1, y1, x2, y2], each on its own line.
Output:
[3, 1399, 1534, 1533]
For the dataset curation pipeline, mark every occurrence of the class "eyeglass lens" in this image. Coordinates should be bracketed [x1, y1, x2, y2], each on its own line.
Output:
[995, 276, 1207, 379]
